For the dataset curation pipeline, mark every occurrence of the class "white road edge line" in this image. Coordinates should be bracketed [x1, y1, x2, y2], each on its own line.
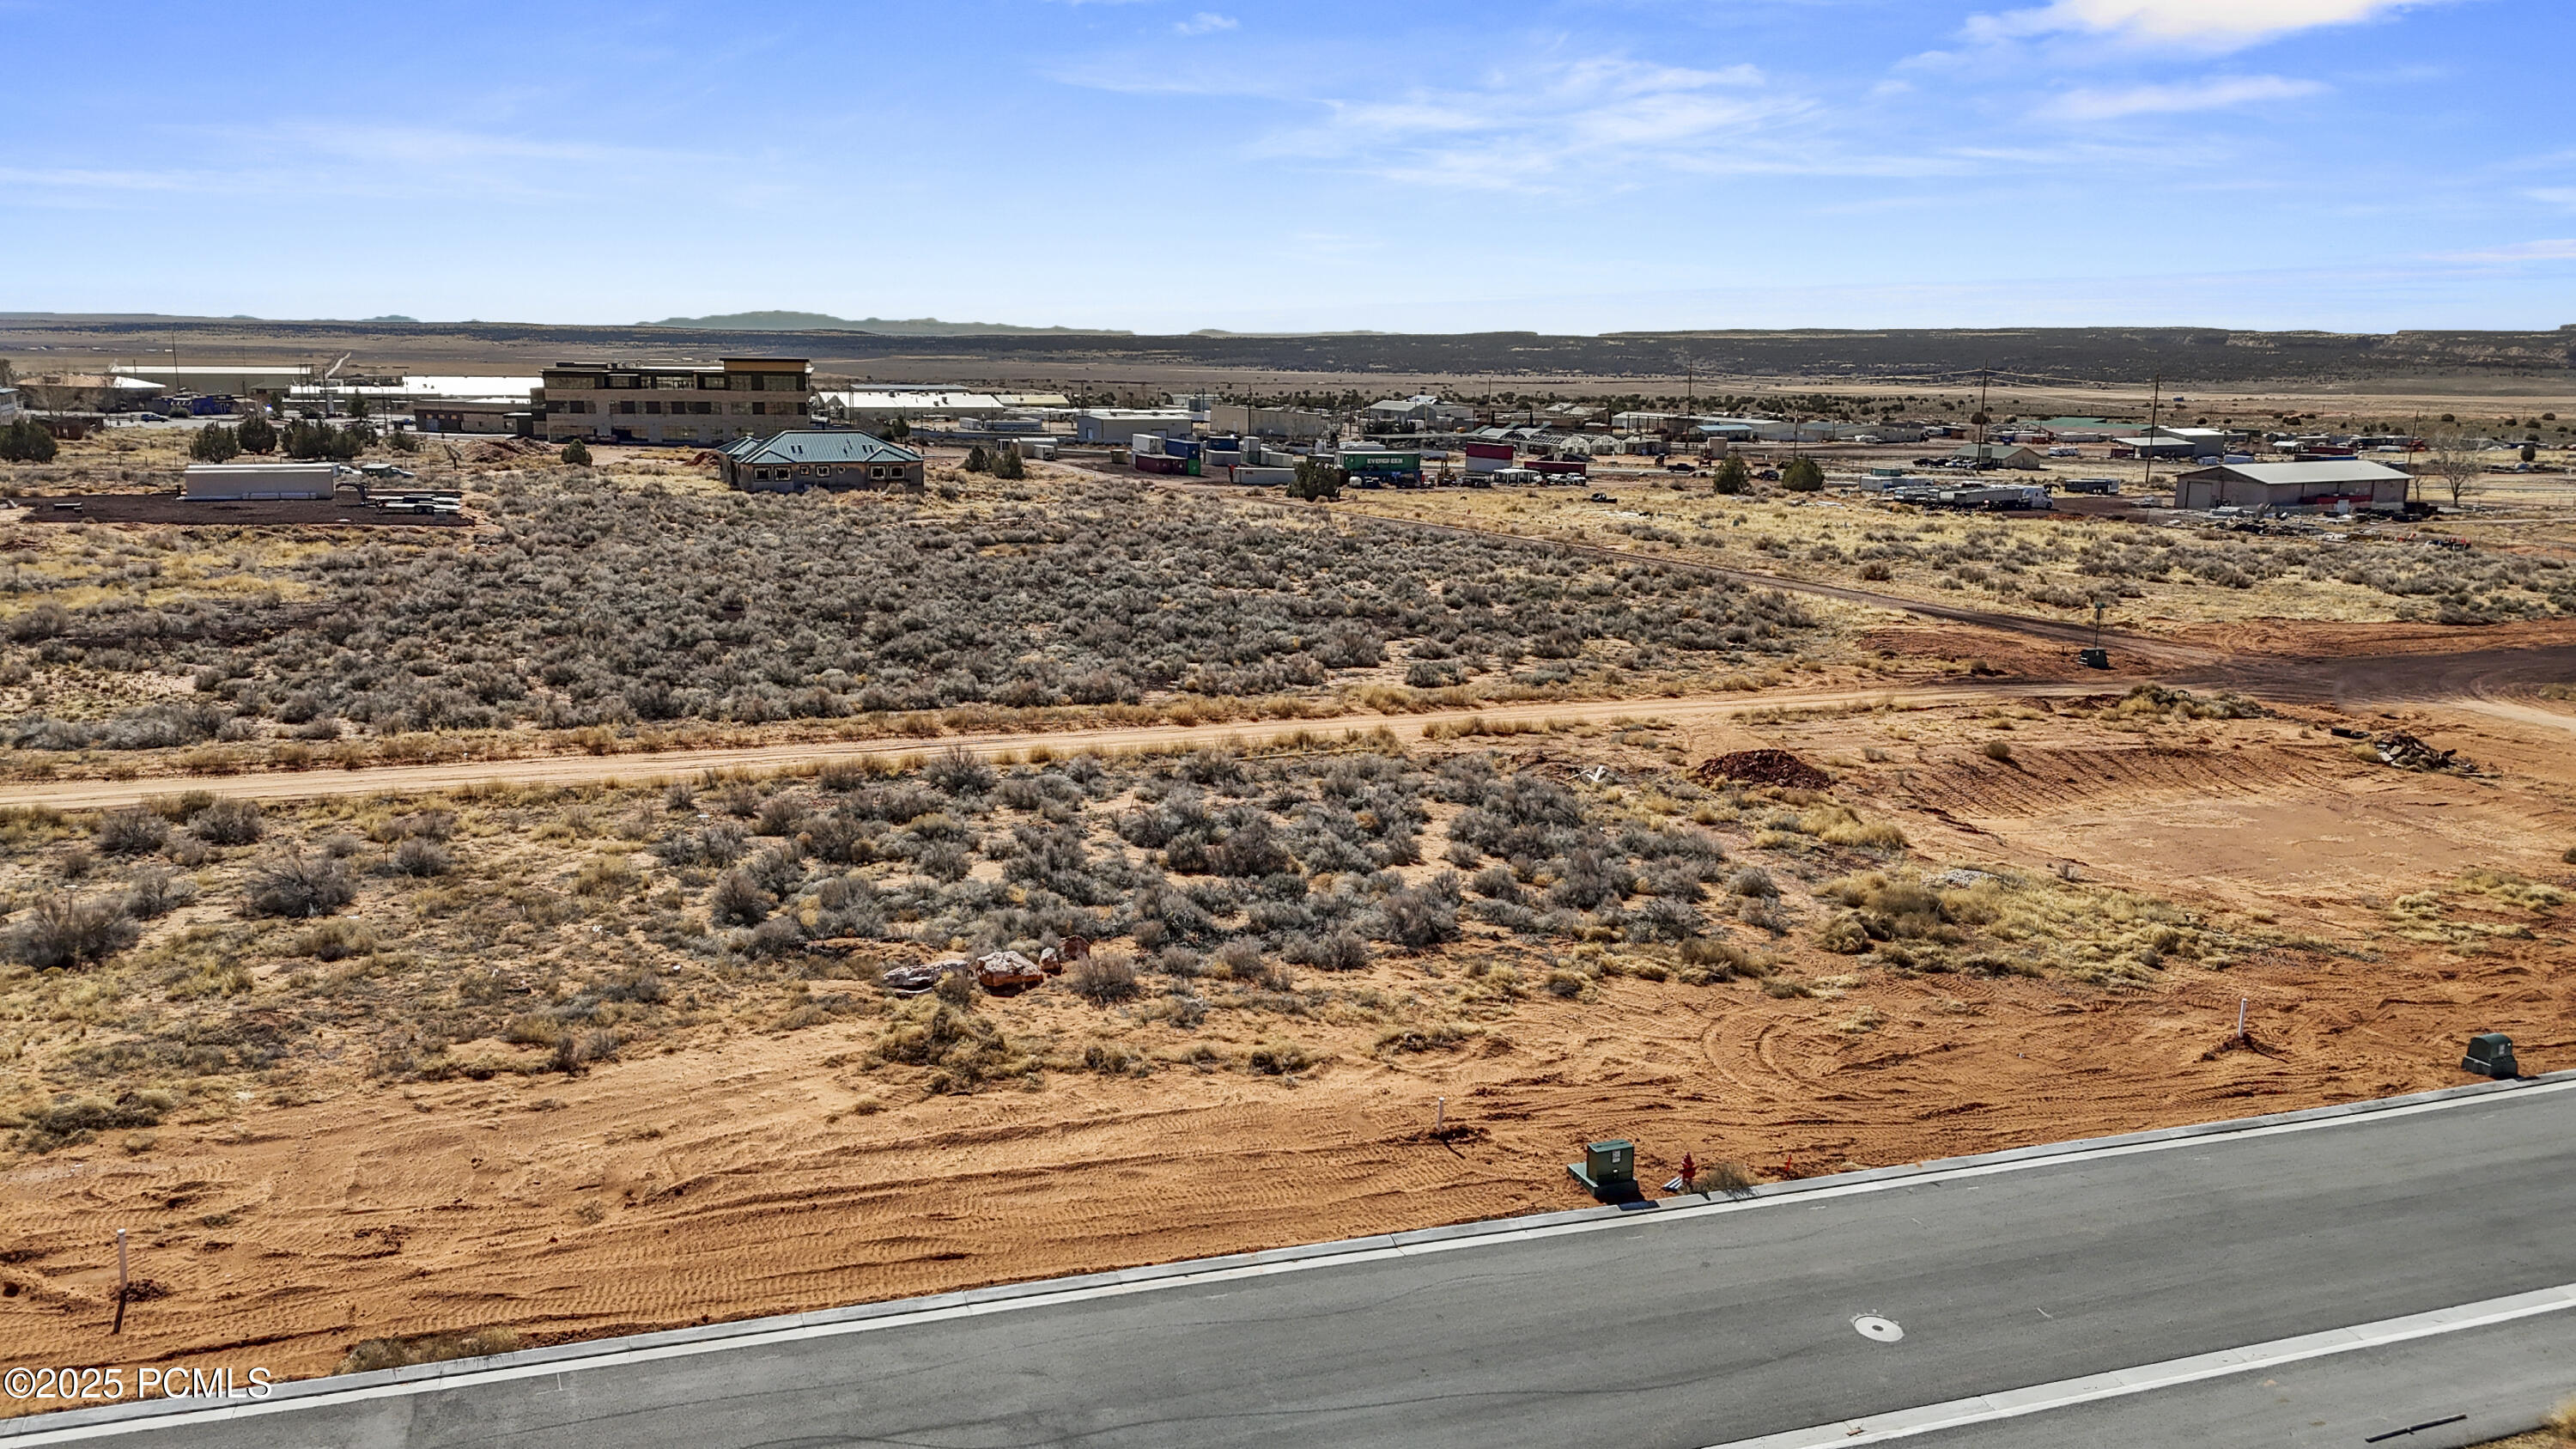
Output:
[11, 1075, 2573, 1442]
[1699, 1282, 2576, 1448]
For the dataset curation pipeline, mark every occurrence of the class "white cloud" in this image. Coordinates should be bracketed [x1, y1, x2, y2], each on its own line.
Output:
[2446, 238, 2576, 260]
[1173, 11, 1236, 33]
[1971, 0, 2433, 46]
[2041, 74, 2324, 119]
[1246, 55, 1809, 192]
[2525, 188, 2576, 211]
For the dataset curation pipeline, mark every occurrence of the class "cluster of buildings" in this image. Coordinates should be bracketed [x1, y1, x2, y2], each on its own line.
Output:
[2, 356, 2483, 518]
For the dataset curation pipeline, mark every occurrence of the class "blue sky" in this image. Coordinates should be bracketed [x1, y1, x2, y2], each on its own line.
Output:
[4, 0, 2570, 333]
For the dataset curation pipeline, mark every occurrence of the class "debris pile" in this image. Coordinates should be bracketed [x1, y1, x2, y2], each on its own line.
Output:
[465, 436, 551, 464]
[1692, 750, 1832, 791]
[974, 950, 1046, 994]
[2371, 732, 2471, 774]
[880, 941, 1084, 996]
[880, 960, 960, 995]
[2107, 684, 2266, 721]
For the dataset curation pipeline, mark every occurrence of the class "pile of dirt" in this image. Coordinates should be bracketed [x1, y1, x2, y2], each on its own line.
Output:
[2373, 732, 2472, 774]
[1693, 750, 1832, 790]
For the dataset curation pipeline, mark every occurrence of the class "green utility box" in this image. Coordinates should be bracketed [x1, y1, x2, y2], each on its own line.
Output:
[1568, 1140, 1637, 1201]
[2462, 1032, 2518, 1079]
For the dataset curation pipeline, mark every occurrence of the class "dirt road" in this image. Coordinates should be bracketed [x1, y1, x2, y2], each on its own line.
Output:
[0, 682, 2095, 812]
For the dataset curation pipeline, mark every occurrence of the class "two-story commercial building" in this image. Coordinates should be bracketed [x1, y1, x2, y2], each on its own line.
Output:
[540, 356, 811, 446]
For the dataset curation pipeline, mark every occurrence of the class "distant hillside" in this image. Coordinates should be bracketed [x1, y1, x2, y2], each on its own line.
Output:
[6, 315, 2571, 387]
[640, 311, 1129, 338]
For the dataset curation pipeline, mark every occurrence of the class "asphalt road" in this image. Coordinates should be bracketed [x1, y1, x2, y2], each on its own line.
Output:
[1895, 1311, 2576, 1449]
[16, 1077, 2574, 1449]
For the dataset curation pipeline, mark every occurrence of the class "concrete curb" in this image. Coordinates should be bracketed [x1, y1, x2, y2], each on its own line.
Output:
[8, 1067, 2567, 1438]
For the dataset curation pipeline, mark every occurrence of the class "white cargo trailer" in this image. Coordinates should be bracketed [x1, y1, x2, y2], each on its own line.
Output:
[182, 463, 342, 501]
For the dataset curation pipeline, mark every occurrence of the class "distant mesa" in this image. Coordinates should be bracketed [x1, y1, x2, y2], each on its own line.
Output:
[363, 314, 421, 325]
[641, 310, 1130, 338]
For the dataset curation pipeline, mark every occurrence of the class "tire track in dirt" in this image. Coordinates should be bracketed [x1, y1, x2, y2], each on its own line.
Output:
[1893, 743, 2347, 820]
[5, 937, 2567, 1391]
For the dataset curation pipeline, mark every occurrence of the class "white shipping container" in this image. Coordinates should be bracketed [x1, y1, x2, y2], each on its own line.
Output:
[182, 463, 341, 501]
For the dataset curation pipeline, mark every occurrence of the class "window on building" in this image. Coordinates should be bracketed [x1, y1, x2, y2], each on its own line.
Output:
[751, 402, 766, 416]
[703, 376, 730, 390]
[656, 375, 690, 389]
[731, 403, 748, 416]
[644, 401, 662, 415]
[692, 401, 712, 415]
[617, 400, 636, 415]
[869, 466, 885, 479]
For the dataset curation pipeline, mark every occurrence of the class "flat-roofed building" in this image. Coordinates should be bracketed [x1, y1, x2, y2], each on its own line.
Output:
[719, 430, 924, 493]
[112, 365, 312, 399]
[817, 389, 1012, 429]
[318, 375, 540, 420]
[1076, 409, 1194, 444]
[1209, 402, 1331, 441]
[542, 357, 810, 446]
[416, 399, 536, 436]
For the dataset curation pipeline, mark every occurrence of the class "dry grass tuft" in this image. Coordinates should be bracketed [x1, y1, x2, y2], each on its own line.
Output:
[337, 1326, 522, 1376]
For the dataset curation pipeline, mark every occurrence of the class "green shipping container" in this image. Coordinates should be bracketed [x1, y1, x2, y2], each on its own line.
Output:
[1340, 452, 1420, 477]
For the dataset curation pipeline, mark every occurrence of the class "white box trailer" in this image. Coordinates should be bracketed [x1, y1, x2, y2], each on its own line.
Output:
[182, 463, 343, 501]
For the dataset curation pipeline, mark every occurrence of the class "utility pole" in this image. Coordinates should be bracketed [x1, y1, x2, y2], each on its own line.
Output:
[2142, 370, 2162, 502]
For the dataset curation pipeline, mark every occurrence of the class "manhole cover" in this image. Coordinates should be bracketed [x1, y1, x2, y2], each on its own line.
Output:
[1853, 1315, 1905, 1343]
